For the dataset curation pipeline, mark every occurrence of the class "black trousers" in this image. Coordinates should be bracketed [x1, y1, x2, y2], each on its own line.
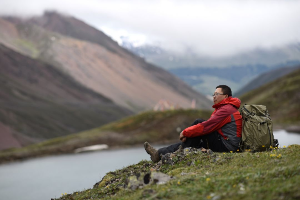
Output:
[158, 119, 229, 156]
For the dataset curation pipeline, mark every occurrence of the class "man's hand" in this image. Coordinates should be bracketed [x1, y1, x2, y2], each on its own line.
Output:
[179, 131, 186, 142]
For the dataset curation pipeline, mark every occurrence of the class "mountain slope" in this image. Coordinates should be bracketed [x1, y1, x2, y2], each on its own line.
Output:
[235, 65, 300, 97]
[239, 68, 300, 125]
[0, 44, 132, 150]
[0, 13, 212, 112]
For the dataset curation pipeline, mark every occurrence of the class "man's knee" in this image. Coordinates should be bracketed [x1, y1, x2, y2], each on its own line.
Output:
[183, 136, 203, 149]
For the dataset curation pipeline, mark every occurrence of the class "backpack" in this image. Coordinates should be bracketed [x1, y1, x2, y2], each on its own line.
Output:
[239, 104, 279, 152]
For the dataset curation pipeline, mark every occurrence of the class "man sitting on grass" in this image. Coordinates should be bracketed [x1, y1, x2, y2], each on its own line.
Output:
[145, 85, 242, 162]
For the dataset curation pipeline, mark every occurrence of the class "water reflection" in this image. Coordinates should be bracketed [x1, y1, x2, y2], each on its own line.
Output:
[0, 146, 151, 200]
[273, 130, 300, 147]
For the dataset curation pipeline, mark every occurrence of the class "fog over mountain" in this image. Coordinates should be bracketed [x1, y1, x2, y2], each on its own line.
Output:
[1, 0, 299, 58]
[121, 38, 300, 69]
[1, 1, 300, 99]
[121, 38, 300, 95]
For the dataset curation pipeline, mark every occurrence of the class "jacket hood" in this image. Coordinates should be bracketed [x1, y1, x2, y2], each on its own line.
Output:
[212, 97, 241, 109]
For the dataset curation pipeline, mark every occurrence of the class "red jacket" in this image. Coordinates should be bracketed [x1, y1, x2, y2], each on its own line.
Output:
[182, 97, 242, 150]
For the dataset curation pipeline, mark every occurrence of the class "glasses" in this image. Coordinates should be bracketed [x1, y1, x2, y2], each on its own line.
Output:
[212, 93, 225, 97]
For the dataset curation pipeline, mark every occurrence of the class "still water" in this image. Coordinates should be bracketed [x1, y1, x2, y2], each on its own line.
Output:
[0, 130, 299, 200]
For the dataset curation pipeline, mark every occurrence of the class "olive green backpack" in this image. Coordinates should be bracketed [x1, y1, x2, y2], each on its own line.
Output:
[240, 104, 279, 152]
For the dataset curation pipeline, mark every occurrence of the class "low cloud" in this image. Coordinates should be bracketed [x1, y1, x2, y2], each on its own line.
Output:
[1, 0, 300, 57]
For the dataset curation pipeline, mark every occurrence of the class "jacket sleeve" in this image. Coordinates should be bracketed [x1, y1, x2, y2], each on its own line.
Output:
[182, 104, 235, 138]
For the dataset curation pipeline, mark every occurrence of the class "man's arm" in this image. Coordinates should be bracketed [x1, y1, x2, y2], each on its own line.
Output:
[182, 104, 236, 138]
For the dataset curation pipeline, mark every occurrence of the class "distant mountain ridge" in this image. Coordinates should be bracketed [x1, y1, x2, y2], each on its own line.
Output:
[169, 65, 269, 95]
[169, 64, 300, 96]
[122, 40, 300, 69]
[235, 65, 300, 97]
[121, 37, 300, 96]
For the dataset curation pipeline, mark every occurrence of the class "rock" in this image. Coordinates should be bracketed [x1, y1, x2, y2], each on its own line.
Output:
[127, 175, 144, 190]
[151, 172, 172, 185]
[126, 172, 172, 190]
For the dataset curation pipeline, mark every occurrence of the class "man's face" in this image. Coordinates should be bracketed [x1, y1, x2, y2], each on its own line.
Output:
[213, 88, 228, 105]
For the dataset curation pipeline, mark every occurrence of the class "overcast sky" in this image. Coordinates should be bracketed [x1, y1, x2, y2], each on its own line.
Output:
[1, 0, 300, 57]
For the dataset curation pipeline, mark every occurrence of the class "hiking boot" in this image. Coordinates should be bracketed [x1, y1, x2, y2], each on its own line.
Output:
[144, 142, 160, 163]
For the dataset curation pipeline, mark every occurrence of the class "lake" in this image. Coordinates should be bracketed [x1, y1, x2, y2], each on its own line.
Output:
[0, 130, 299, 200]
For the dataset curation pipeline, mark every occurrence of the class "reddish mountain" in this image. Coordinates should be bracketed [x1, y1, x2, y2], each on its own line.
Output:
[1, 12, 211, 111]
[0, 12, 212, 150]
[0, 44, 132, 150]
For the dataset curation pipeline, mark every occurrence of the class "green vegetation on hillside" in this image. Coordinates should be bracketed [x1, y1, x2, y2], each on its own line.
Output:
[239, 68, 300, 125]
[0, 109, 212, 163]
[13, 39, 39, 58]
[54, 145, 300, 200]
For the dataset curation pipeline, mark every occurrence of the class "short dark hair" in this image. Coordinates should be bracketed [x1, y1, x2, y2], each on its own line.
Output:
[216, 85, 232, 97]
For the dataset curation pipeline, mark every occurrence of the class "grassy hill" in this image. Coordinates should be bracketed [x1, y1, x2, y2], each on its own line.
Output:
[0, 109, 212, 163]
[235, 65, 300, 97]
[53, 145, 300, 200]
[239, 68, 300, 126]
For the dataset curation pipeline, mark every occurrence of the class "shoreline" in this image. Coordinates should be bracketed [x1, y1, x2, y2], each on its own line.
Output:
[1, 127, 299, 165]
[285, 126, 300, 133]
[0, 139, 179, 165]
